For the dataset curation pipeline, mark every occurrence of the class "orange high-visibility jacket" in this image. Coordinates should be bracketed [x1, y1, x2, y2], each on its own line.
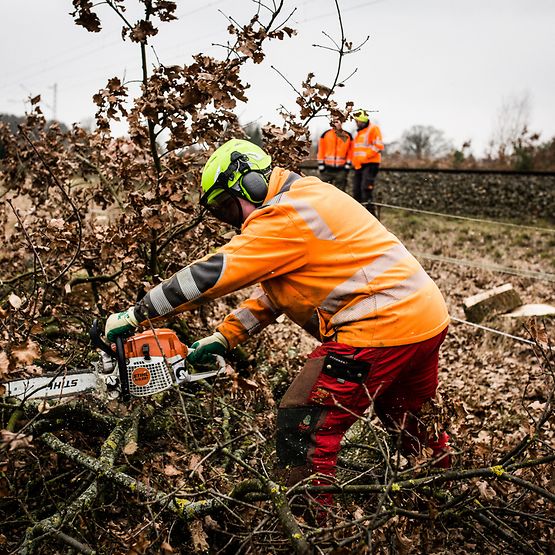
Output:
[352, 123, 384, 169]
[317, 128, 353, 168]
[136, 168, 449, 349]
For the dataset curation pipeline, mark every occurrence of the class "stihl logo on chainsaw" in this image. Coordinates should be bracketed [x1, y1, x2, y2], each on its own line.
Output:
[131, 367, 151, 387]
[47, 378, 80, 390]
[1, 321, 226, 402]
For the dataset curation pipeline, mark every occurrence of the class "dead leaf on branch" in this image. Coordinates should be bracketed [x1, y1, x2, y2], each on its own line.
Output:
[71, 0, 102, 33]
[129, 20, 159, 42]
[11, 340, 40, 366]
[0, 430, 33, 451]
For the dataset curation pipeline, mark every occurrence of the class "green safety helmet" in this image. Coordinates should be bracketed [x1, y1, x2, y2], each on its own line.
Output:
[200, 139, 272, 227]
[352, 108, 370, 123]
[201, 139, 271, 202]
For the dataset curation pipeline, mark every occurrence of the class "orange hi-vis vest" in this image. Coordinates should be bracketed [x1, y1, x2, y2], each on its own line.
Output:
[352, 123, 384, 169]
[317, 128, 353, 168]
[136, 168, 449, 349]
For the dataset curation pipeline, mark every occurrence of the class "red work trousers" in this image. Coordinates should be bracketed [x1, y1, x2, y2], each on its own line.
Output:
[276, 328, 449, 495]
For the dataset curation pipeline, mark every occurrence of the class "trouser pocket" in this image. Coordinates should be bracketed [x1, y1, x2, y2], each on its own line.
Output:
[321, 353, 370, 384]
[308, 353, 371, 407]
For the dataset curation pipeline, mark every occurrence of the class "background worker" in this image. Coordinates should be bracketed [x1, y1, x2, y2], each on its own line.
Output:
[317, 119, 353, 193]
[352, 109, 384, 217]
[105, 139, 451, 509]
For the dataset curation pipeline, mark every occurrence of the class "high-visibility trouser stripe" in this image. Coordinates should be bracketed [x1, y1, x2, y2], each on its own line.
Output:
[286, 196, 336, 241]
[232, 307, 261, 334]
[320, 243, 411, 312]
[330, 268, 432, 327]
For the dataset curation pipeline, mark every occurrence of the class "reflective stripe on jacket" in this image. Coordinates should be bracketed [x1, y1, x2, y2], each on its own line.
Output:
[136, 168, 449, 349]
[317, 128, 353, 168]
[352, 124, 384, 168]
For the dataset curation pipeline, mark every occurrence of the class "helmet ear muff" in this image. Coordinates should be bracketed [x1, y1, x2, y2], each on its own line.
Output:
[241, 171, 268, 204]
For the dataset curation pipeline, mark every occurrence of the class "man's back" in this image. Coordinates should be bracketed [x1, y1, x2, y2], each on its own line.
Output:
[234, 169, 449, 346]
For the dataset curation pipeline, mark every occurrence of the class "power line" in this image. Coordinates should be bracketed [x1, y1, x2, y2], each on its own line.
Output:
[375, 202, 555, 234]
[417, 252, 555, 283]
[0, 38, 123, 93]
[1, 1, 226, 93]
[295, 0, 390, 23]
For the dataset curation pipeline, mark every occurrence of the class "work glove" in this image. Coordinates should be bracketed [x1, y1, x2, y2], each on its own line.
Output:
[105, 308, 139, 342]
[345, 162, 352, 171]
[318, 163, 325, 172]
[187, 331, 229, 365]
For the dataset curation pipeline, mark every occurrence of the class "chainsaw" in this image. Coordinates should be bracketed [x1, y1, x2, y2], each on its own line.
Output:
[1, 320, 226, 403]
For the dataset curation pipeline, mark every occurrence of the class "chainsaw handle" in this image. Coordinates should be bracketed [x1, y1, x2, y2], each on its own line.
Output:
[177, 351, 227, 384]
[115, 335, 130, 401]
[90, 319, 113, 357]
[90, 319, 130, 401]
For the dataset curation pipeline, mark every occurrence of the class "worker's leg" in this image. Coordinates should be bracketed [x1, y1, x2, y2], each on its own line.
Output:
[275, 352, 371, 506]
[275, 330, 450, 505]
[333, 168, 348, 193]
[352, 169, 363, 202]
[319, 167, 335, 186]
[371, 328, 450, 467]
[360, 163, 380, 217]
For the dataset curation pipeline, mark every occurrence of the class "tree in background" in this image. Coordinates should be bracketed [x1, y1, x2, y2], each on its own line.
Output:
[488, 92, 531, 160]
[485, 92, 545, 170]
[398, 124, 452, 160]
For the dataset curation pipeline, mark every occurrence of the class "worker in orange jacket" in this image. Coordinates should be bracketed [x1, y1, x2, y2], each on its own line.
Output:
[105, 139, 450, 508]
[352, 109, 384, 217]
[317, 119, 353, 193]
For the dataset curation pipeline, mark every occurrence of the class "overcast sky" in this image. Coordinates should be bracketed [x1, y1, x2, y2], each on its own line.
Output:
[1, 0, 554, 156]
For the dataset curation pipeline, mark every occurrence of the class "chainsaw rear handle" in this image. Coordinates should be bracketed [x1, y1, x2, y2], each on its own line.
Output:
[90, 319, 113, 357]
[90, 319, 130, 401]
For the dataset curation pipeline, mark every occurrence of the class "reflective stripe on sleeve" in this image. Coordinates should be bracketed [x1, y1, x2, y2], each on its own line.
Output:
[142, 254, 226, 317]
[265, 192, 286, 206]
[232, 307, 261, 333]
[330, 268, 432, 326]
[175, 267, 202, 300]
[253, 287, 281, 314]
[148, 284, 174, 316]
[321, 243, 410, 312]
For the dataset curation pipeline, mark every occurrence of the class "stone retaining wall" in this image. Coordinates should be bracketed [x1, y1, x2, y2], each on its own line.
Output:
[300, 165, 555, 224]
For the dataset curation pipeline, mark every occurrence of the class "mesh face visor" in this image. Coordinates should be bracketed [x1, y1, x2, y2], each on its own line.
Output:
[200, 185, 244, 228]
